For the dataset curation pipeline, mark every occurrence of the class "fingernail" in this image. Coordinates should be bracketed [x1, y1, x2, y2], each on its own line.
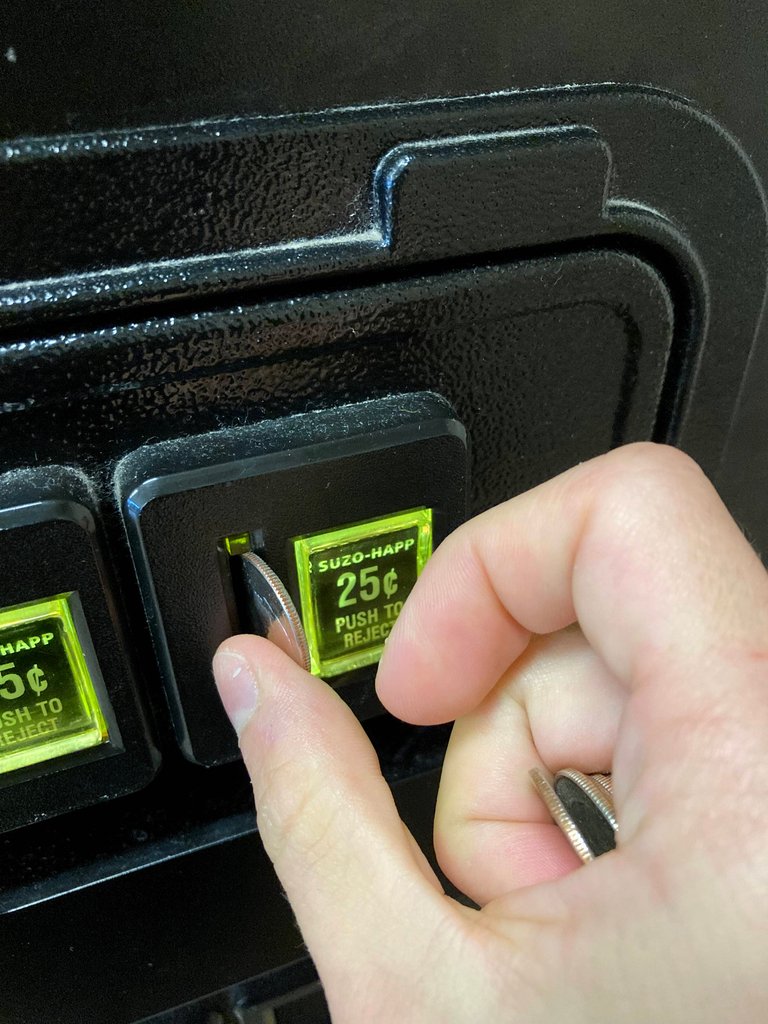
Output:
[213, 648, 260, 736]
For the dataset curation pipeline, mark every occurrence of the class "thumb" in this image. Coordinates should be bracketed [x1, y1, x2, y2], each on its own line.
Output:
[212, 635, 448, 998]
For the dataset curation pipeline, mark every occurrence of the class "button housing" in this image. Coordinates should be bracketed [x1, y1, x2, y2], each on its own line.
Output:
[0, 467, 158, 832]
[118, 394, 468, 766]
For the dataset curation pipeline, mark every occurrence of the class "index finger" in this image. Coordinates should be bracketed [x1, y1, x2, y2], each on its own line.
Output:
[377, 443, 768, 728]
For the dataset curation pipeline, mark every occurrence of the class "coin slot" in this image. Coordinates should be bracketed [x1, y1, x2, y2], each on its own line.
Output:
[220, 533, 310, 668]
[217, 529, 265, 633]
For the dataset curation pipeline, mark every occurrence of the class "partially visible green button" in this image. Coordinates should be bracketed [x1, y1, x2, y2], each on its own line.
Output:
[0, 594, 109, 774]
[293, 508, 433, 678]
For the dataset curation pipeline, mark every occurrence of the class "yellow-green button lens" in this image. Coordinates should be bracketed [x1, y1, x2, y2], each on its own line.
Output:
[293, 508, 433, 678]
[0, 594, 109, 774]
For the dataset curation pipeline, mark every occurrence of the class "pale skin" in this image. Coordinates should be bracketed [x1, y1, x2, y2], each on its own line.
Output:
[213, 443, 768, 1023]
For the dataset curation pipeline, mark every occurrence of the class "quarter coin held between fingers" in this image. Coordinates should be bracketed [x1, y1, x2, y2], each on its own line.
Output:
[240, 552, 311, 672]
[530, 767, 617, 863]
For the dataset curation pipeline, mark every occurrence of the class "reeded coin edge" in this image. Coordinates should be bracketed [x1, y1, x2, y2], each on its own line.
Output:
[241, 551, 312, 673]
[555, 768, 618, 833]
[529, 767, 594, 863]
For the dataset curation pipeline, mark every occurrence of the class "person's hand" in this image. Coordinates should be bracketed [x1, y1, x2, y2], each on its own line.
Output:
[213, 443, 768, 1023]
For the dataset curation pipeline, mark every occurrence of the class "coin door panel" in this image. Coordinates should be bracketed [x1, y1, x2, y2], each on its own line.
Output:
[2, 46, 766, 1022]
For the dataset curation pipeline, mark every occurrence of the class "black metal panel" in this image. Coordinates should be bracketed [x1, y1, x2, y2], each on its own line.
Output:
[1, 88, 764, 479]
[0, 245, 672, 867]
[1, 1, 765, 190]
[1, 122, 610, 282]
[0, 251, 672, 489]
[2, 2, 767, 551]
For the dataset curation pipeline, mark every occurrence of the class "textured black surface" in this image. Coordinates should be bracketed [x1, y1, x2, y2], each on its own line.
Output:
[3, 4, 767, 555]
[1, 0, 765, 187]
[1, 252, 673, 477]
[1, 121, 611, 282]
[1, 88, 764, 481]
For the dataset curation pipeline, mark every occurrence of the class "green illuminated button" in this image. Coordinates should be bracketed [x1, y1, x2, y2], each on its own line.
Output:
[0, 594, 109, 775]
[293, 508, 433, 677]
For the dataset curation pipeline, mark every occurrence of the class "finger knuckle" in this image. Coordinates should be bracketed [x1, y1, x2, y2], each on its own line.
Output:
[583, 443, 712, 543]
[607, 442, 707, 500]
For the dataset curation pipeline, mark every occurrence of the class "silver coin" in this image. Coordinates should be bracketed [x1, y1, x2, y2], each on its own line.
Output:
[530, 767, 617, 863]
[239, 552, 311, 672]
